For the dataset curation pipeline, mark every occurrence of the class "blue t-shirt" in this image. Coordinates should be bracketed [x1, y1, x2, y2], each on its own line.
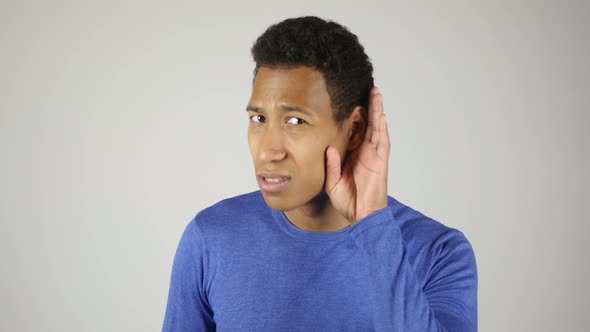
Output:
[162, 191, 477, 331]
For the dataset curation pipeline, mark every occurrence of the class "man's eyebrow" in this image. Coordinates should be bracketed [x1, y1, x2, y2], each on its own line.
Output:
[245, 104, 314, 117]
[246, 105, 259, 112]
[279, 104, 314, 116]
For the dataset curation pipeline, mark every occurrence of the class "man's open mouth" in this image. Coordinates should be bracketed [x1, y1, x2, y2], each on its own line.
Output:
[262, 176, 289, 183]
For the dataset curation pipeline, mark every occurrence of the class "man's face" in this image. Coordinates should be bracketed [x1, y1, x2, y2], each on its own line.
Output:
[247, 66, 351, 212]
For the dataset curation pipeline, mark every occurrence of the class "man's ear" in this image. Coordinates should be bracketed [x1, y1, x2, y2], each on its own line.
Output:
[346, 105, 367, 151]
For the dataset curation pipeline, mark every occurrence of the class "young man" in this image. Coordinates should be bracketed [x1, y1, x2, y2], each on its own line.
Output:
[163, 16, 477, 331]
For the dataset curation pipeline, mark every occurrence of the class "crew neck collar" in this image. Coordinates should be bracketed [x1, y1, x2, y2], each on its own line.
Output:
[270, 206, 393, 242]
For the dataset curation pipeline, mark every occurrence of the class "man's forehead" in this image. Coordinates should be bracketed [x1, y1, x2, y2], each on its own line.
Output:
[249, 66, 331, 111]
[254, 66, 325, 90]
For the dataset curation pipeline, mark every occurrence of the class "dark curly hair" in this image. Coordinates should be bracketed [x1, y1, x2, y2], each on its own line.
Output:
[251, 16, 374, 122]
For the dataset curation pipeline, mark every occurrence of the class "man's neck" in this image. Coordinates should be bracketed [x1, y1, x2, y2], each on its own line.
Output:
[283, 193, 351, 232]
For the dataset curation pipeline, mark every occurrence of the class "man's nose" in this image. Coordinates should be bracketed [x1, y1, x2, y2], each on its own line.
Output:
[258, 124, 287, 162]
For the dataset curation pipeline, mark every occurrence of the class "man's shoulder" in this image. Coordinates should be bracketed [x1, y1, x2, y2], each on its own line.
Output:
[189, 190, 269, 233]
[197, 190, 265, 218]
[388, 196, 476, 281]
[388, 196, 471, 248]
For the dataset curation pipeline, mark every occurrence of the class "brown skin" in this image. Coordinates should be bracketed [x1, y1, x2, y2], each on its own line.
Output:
[247, 66, 389, 232]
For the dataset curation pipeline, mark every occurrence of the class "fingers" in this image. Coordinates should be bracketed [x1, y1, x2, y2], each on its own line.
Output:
[372, 93, 383, 145]
[361, 86, 389, 160]
[364, 87, 383, 145]
[377, 111, 391, 160]
[325, 146, 342, 192]
[364, 87, 377, 143]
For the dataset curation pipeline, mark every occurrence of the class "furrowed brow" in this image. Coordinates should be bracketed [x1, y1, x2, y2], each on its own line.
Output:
[245, 104, 314, 117]
[279, 104, 313, 117]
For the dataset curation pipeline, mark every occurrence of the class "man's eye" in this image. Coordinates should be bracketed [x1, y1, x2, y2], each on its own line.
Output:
[286, 117, 306, 125]
[250, 115, 265, 123]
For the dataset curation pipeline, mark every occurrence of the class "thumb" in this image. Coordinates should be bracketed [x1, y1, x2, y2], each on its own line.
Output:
[325, 146, 342, 193]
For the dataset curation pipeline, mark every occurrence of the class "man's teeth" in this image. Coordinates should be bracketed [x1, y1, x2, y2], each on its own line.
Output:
[265, 177, 287, 183]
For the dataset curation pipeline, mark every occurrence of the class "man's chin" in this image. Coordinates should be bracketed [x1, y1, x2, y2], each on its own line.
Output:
[260, 192, 296, 211]
[260, 189, 328, 212]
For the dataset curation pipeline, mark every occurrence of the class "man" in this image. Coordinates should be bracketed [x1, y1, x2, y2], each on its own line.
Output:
[163, 16, 477, 331]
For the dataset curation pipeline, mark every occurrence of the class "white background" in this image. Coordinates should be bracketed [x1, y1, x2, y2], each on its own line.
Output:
[1, 0, 588, 331]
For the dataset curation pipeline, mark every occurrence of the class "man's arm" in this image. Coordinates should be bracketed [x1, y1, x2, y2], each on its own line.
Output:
[325, 87, 477, 330]
[162, 218, 215, 331]
[353, 208, 478, 331]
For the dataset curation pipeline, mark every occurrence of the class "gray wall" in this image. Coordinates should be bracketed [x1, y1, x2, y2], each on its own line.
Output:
[1, 0, 588, 331]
